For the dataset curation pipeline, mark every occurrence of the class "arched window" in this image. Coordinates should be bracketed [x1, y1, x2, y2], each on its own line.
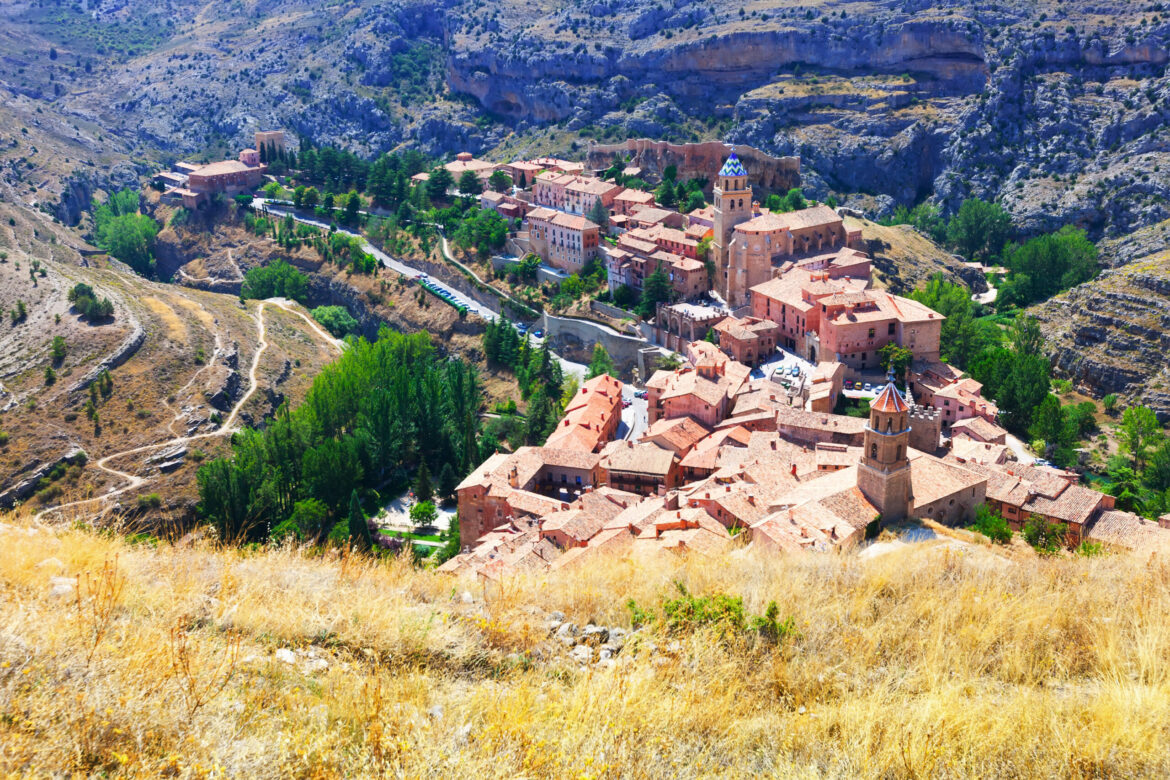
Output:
[896, 445, 903, 460]
[886, 417, 892, 433]
[738, 198, 743, 209]
[870, 443, 877, 459]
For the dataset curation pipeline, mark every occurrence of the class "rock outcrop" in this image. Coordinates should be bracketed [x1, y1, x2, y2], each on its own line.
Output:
[1032, 255, 1170, 412]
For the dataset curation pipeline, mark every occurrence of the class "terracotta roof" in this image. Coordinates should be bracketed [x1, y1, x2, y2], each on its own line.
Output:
[735, 204, 841, 235]
[191, 160, 257, 176]
[549, 213, 599, 232]
[601, 441, 677, 477]
[1086, 510, 1170, 553]
[615, 188, 655, 204]
[950, 416, 1007, 443]
[641, 417, 711, 455]
[870, 381, 909, 414]
[907, 451, 986, 508]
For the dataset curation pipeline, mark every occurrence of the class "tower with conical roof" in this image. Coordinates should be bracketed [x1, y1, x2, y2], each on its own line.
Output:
[857, 366, 913, 522]
[713, 151, 753, 306]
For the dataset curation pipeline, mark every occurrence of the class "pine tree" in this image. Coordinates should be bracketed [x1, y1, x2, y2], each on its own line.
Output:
[438, 462, 458, 500]
[414, 460, 434, 503]
[347, 490, 373, 550]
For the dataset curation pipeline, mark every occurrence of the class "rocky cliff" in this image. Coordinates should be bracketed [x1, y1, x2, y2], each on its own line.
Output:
[586, 139, 800, 194]
[5, 0, 1170, 243]
[1032, 253, 1170, 418]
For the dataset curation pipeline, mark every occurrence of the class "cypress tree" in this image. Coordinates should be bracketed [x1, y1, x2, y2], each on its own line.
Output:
[414, 460, 434, 504]
[348, 490, 372, 550]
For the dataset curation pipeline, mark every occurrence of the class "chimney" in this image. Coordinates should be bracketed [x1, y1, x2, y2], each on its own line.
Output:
[770, 440, 777, 450]
[508, 465, 519, 488]
[627, 440, 634, 448]
[790, 463, 797, 476]
[747, 495, 756, 506]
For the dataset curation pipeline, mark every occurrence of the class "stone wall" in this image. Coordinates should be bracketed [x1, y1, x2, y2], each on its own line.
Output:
[542, 313, 658, 380]
[586, 140, 800, 195]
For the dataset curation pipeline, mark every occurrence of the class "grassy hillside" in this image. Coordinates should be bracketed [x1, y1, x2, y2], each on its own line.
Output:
[1, 515, 1167, 777]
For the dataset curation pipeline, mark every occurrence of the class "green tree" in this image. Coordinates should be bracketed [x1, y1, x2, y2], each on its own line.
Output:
[348, 490, 373, 550]
[638, 265, 673, 320]
[587, 343, 616, 379]
[1023, 516, 1067, 555]
[241, 260, 309, 303]
[1118, 405, 1162, 472]
[908, 274, 999, 368]
[1103, 394, 1119, 415]
[683, 189, 706, 214]
[271, 498, 329, 542]
[488, 170, 512, 192]
[311, 305, 358, 337]
[655, 180, 677, 208]
[878, 343, 913, 380]
[946, 198, 1013, 261]
[44, 366, 56, 385]
[970, 503, 1012, 544]
[414, 460, 434, 503]
[1010, 315, 1044, 357]
[50, 336, 66, 363]
[586, 198, 610, 231]
[409, 500, 438, 527]
[438, 462, 459, 501]
[999, 226, 1098, 307]
[344, 190, 362, 223]
[458, 170, 483, 196]
[427, 167, 454, 201]
[301, 187, 320, 209]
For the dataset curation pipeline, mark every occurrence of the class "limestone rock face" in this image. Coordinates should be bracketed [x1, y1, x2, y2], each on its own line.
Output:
[1032, 255, 1170, 410]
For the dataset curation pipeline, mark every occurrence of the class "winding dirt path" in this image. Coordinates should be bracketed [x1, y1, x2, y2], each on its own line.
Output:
[35, 299, 343, 523]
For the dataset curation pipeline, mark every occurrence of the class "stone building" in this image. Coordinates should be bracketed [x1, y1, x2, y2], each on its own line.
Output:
[525, 207, 601, 273]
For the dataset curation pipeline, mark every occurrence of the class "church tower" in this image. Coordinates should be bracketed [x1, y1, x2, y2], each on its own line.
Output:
[713, 152, 752, 306]
[857, 367, 913, 522]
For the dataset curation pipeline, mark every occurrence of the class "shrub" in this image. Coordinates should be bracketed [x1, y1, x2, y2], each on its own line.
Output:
[241, 260, 309, 302]
[136, 493, 163, 510]
[1023, 516, 1067, 555]
[970, 503, 1012, 544]
[0, 431, 9, 446]
[311, 305, 358, 337]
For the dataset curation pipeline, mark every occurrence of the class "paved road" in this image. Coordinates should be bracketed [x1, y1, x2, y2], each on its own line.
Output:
[253, 198, 590, 381]
[619, 382, 649, 440]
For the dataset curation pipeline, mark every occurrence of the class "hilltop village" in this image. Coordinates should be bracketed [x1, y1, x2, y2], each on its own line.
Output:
[146, 135, 1170, 573]
[437, 153, 1170, 577]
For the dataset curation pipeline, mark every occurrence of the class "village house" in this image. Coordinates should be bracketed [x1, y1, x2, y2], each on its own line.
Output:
[524, 207, 601, 273]
[750, 269, 942, 369]
[178, 159, 264, 208]
[565, 178, 623, 217]
[646, 358, 751, 428]
[533, 171, 578, 211]
[949, 415, 1009, 444]
[911, 362, 1000, 427]
[478, 190, 531, 220]
[545, 374, 623, 453]
[613, 188, 656, 216]
[712, 316, 781, 366]
[599, 439, 681, 496]
[445, 152, 498, 183]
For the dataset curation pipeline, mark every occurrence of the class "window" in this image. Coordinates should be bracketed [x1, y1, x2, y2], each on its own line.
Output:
[868, 327, 875, 338]
[896, 445, 903, 460]
[870, 443, 877, 459]
[888, 322, 896, 335]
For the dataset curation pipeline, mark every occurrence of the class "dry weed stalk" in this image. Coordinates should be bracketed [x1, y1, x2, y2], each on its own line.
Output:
[74, 555, 125, 667]
[169, 621, 241, 719]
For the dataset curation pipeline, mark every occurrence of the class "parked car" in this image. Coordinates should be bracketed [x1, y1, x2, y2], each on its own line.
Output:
[844, 379, 854, 390]
[516, 322, 528, 332]
[790, 365, 800, 377]
[622, 399, 631, 408]
[532, 329, 544, 338]
[863, 382, 873, 391]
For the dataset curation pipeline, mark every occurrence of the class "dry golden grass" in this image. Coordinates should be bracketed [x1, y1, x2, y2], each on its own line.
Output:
[2, 511, 1169, 778]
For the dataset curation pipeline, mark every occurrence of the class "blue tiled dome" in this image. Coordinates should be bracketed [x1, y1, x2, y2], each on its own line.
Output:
[718, 152, 748, 178]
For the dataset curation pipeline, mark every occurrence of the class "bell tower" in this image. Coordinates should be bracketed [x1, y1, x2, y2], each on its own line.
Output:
[857, 367, 913, 522]
[713, 152, 752, 306]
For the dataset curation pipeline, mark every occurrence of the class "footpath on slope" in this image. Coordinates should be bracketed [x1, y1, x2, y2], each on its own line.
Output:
[35, 299, 343, 524]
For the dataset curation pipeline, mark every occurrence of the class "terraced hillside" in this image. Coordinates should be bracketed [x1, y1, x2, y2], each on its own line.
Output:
[0, 188, 342, 524]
